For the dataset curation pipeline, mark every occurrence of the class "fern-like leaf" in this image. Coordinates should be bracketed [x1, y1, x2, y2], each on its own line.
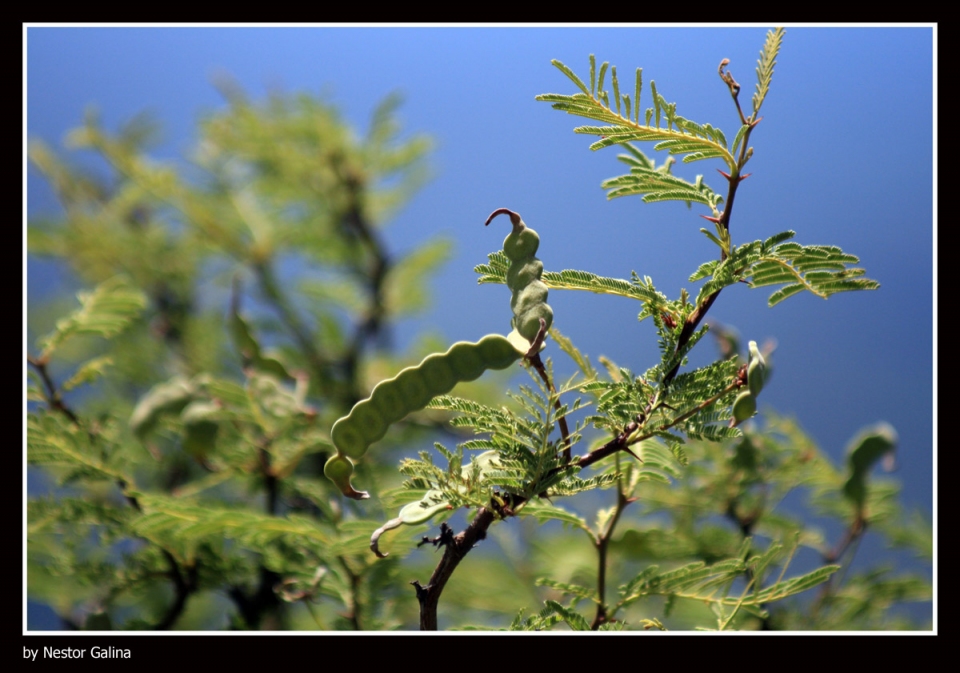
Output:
[691, 233, 879, 307]
[133, 493, 372, 558]
[536, 578, 599, 602]
[519, 500, 591, 534]
[27, 412, 130, 485]
[37, 276, 147, 360]
[750, 242, 879, 306]
[476, 253, 670, 315]
[542, 600, 592, 631]
[538, 59, 738, 171]
[548, 326, 597, 383]
[602, 166, 722, 208]
[753, 27, 785, 119]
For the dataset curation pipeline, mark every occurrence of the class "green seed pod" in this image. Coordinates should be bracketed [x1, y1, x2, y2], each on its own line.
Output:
[326, 336, 524, 497]
[352, 403, 389, 444]
[510, 280, 549, 318]
[478, 332, 527, 368]
[394, 368, 433, 414]
[419, 353, 457, 397]
[747, 340, 766, 397]
[329, 418, 367, 460]
[506, 258, 543, 291]
[370, 380, 409, 426]
[516, 303, 554, 344]
[486, 208, 554, 343]
[503, 224, 540, 260]
[323, 454, 369, 500]
[730, 390, 757, 427]
[446, 342, 487, 381]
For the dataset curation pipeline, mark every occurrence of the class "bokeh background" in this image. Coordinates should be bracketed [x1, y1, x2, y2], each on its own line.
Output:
[25, 25, 935, 626]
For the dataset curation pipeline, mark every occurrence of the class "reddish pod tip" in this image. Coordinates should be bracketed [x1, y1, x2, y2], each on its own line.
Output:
[485, 208, 522, 228]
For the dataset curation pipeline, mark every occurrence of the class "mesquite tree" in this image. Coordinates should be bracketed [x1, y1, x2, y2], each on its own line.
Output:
[27, 29, 931, 631]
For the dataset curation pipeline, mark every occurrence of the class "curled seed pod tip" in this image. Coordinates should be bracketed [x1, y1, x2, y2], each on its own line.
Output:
[487, 208, 553, 343]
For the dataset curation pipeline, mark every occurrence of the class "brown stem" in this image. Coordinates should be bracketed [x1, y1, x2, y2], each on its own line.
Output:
[573, 377, 739, 473]
[590, 481, 632, 630]
[250, 167, 390, 411]
[826, 513, 866, 564]
[256, 437, 279, 516]
[28, 355, 81, 425]
[661, 62, 758, 388]
[29, 353, 141, 506]
[228, 567, 286, 630]
[413, 507, 497, 630]
[718, 59, 747, 126]
[659, 378, 742, 430]
[254, 260, 332, 385]
[152, 550, 199, 630]
[338, 557, 363, 630]
[811, 514, 866, 618]
[661, 146, 751, 386]
[335, 159, 391, 406]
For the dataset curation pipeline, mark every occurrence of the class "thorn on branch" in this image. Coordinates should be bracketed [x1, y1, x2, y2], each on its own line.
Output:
[417, 522, 456, 551]
[410, 580, 430, 602]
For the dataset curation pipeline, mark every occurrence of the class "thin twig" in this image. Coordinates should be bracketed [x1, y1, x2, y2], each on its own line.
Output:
[412, 507, 496, 630]
[590, 472, 633, 630]
[152, 550, 198, 630]
[254, 260, 332, 385]
[28, 355, 81, 425]
[338, 556, 363, 630]
[811, 514, 866, 619]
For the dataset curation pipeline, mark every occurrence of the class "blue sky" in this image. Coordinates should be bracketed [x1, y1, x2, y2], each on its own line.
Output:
[26, 24, 934, 593]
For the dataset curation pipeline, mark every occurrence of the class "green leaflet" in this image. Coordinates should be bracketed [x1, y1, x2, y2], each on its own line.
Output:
[37, 276, 147, 361]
